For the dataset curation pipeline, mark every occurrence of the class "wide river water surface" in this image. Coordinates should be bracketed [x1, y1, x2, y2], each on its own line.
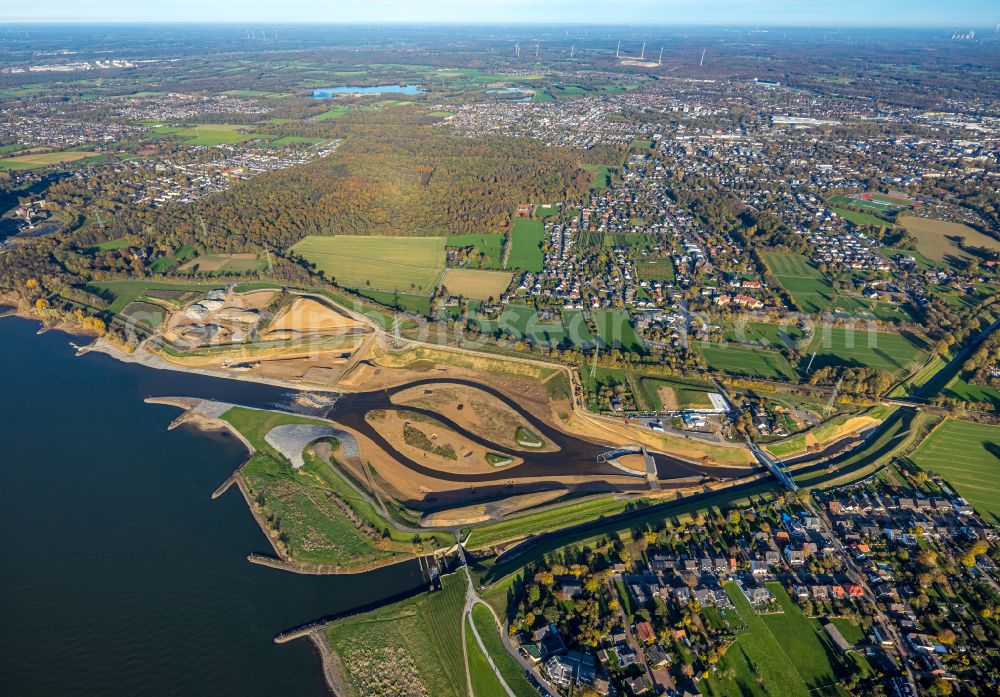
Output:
[0, 316, 427, 697]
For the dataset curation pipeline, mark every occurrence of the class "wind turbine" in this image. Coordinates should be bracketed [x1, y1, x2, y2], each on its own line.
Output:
[699, 48, 706, 67]
[616, 40, 621, 58]
[658, 46, 664, 66]
[640, 41, 645, 60]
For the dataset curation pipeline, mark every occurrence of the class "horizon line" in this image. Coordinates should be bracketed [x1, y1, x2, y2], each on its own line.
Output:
[0, 20, 993, 30]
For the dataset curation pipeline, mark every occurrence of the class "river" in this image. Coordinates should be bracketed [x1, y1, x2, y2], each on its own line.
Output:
[0, 316, 427, 697]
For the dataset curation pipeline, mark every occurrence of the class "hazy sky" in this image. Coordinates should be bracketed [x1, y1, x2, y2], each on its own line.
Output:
[0, 0, 995, 27]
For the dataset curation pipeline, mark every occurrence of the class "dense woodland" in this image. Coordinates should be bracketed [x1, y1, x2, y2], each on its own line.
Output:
[99, 124, 592, 250]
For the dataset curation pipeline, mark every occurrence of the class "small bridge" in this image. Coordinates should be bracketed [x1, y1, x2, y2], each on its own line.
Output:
[749, 442, 798, 492]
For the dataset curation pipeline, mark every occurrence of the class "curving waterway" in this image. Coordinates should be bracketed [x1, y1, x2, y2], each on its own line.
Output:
[0, 317, 428, 697]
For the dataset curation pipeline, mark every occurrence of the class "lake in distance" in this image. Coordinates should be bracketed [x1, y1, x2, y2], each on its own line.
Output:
[0, 316, 427, 697]
[312, 84, 423, 98]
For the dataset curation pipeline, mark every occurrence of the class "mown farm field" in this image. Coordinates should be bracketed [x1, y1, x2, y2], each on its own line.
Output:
[897, 215, 1000, 264]
[699, 583, 868, 697]
[440, 268, 513, 301]
[290, 235, 445, 293]
[0, 150, 97, 170]
[694, 342, 797, 380]
[910, 419, 1000, 524]
[507, 218, 544, 272]
[804, 328, 928, 378]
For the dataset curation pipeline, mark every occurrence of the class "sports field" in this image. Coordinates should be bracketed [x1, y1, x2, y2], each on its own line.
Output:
[805, 327, 927, 377]
[507, 218, 544, 272]
[897, 215, 1000, 264]
[440, 268, 513, 301]
[0, 150, 96, 171]
[290, 235, 445, 293]
[910, 419, 1000, 524]
[694, 342, 796, 380]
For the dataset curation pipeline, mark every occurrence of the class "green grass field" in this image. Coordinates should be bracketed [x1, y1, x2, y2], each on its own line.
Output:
[290, 235, 445, 293]
[831, 206, 893, 227]
[723, 321, 806, 349]
[466, 495, 631, 550]
[474, 305, 567, 347]
[592, 310, 646, 354]
[325, 574, 467, 697]
[911, 419, 1000, 524]
[762, 252, 836, 314]
[637, 375, 714, 411]
[446, 234, 506, 269]
[507, 218, 544, 272]
[0, 150, 97, 171]
[85, 238, 133, 253]
[240, 451, 397, 566]
[314, 105, 350, 120]
[150, 245, 198, 273]
[636, 258, 676, 282]
[355, 288, 433, 316]
[269, 136, 326, 146]
[561, 309, 599, 349]
[471, 604, 538, 697]
[700, 583, 846, 697]
[176, 123, 258, 145]
[585, 164, 617, 190]
[805, 328, 927, 377]
[941, 377, 1000, 410]
[694, 342, 797, 380]
[86, 279, 214, 314]
[466, 615, 506, 697]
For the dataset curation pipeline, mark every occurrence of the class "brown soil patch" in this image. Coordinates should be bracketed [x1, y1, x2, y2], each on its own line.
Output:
[657, 386, 679, 411]
[262, 297, 367, 340]
[615, 454, 648, 472]
[177, 252, 259, 273]
[391, 382, 558, 453]
[365, 409, 522, 474]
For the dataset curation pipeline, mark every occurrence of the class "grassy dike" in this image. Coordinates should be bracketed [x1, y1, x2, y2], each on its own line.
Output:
[322, 572, 467, 697]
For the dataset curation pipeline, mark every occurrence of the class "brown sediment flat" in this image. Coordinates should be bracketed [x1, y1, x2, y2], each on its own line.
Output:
[391, 381, 558, 453]
[419, 490, 566, 527]
[365, 408, 523, 474]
